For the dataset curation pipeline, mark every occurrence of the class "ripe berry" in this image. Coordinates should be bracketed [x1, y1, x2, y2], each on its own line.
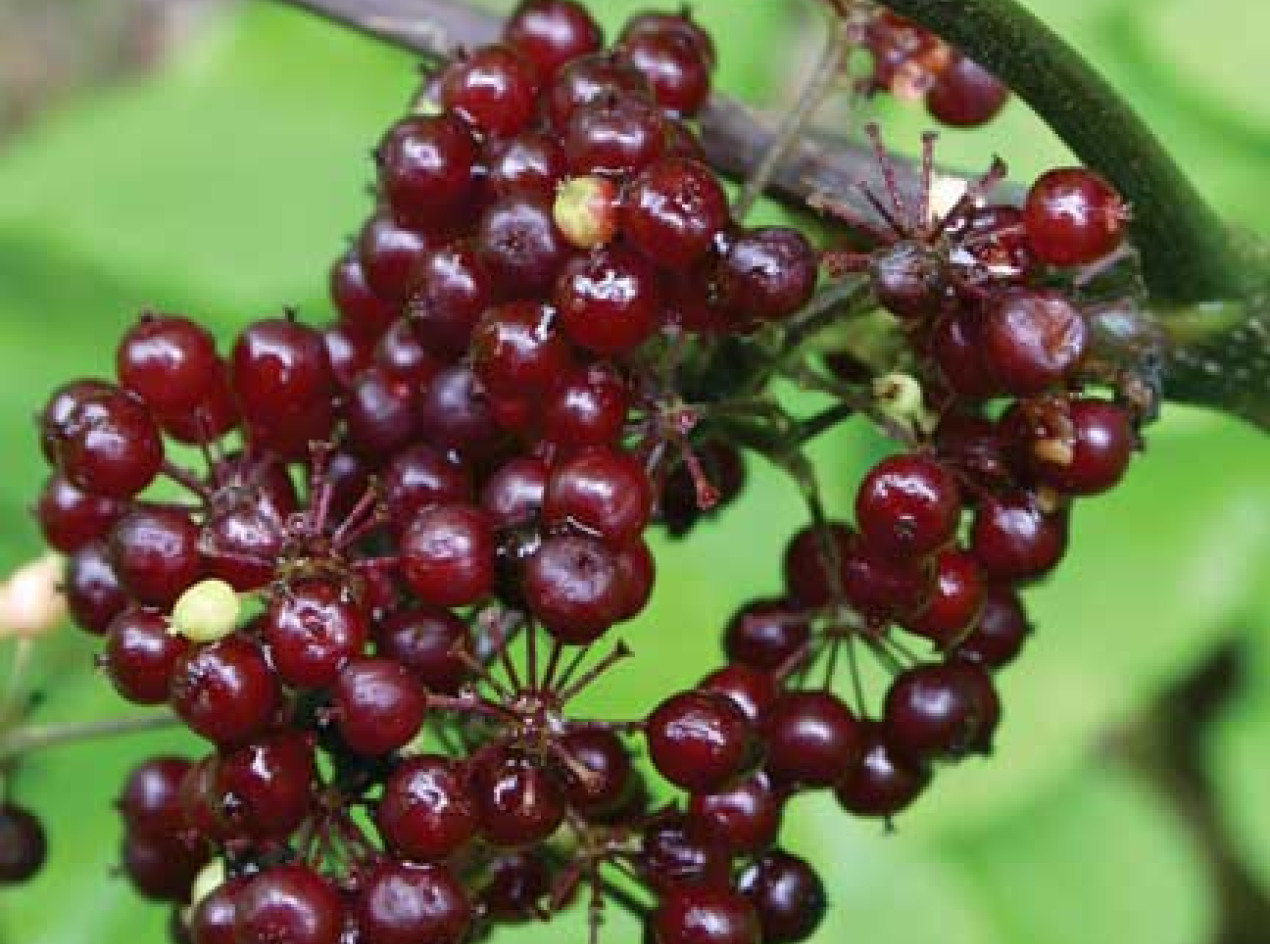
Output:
[699, 664, 779, 723]
[541, 364, 630, 447]
[503, 0, 603, 81]
[230, 318, 335, 427]
[344, 367, 422, 459]
[737, 851, 827, 944]
[925, 55, 1009, 128]
[651, 884, 761, 944]
[190, 877, 247, 944]
[782, 522, 853, 608]
[476, 193, 571, 296]
[762, 691, 863, 788]
[883, 661, 1000, 763]
[440, 44, 540, 139]
[486, 131, 569, 199]
[57, 388, 164, 499]
[687, 772, 782, 855]
[39, 378, 116, 463]
[523, 534, 625, 643]
[169, 636, 280, 746]
[545, 53, 651, 129]
[471, 750, 567, 848]
[900, 548, 986, 648]
[480, 852, 553, 921]
[65, 539, 129, 634]
[105, 607, 190, 704]
[0, 804, 47, 885]
[542, 446, 653, 546]
[122, 831, 206, 902]
[621, 12, 717, 70]
[622, 158, 730, 271]
[377, 115, 480, 229]
[619, 29, 712, 116]
[118, 756, 191, 839]
[213, 732, 315, 839]
[357, 212, 437, 305]
[555, 245, 661, 354]
[565, 94, 668, 178]
[951, 584, 1031, 669]
[110, 507, 202, 608]
[981, 288, 1088, 395]
[1006, 397, 1136, 496]
[723, 599, 809, 673]
[234, 865, 345, 944]
[840, 537, 934, 623]
[834, 719, 931, 818]
[377, 755, 479, 861]
[855, 454, 961, 561]
[1024, 167, 1127, 267]
[116, 314, 220, 413]
[408, 242, 493, 361]
[471, 301, 574, 397]
[376, 605, 472, 695]
[717, 227, 818, 323]
[559, 728, 633, 814]
[401, 504, 496, 607]
[382, 444, 472, 523]
[355, 862, 472, 944]
[417, 365, 502, 461]
[646, 689, 754, 794]
[36, 473, 123, 554]
[639, 817, 731, 894]
[970, 493, 1068, 582]
[332, 657, 428, 756]
[331, 251, 397, 338]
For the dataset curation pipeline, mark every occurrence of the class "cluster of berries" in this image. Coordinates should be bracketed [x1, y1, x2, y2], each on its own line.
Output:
[6, 3, 1146, 944]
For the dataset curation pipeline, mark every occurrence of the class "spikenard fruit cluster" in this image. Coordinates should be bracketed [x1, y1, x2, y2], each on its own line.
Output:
[13, 2, 1143, 944]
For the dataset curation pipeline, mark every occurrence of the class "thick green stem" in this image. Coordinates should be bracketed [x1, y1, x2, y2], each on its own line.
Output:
[874, 0, 1262, 306]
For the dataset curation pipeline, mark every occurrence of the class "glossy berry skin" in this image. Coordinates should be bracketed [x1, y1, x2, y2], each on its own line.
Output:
[376, 605, 472, 695]
[699, 665, 779, 723]
[543, 446, 653, 546]
[105, 607, 190, 705]
[762, 691, 863, 788]
[781, 522, 853, 608]
[1011, 398, 1136, 496]
[883, 661, 1001, 763]
[542, 364, 629, 447]
[471, 301, 573, 397]
[485, 131, 569, 199]
[333, 658, 428, 756]
[480, 852, 553, 921]
[121, 831, 206, 902]
[331, 252, 397, 337]
[555, 246, 661, 354]
[925, 55, 1009, 128]
[401, 504, 496, 607]
[377, 755, 479, 861]
[476, 194, 570, 298]
[834, 720, 931, 818]
[622, 158, 730, 271]
[901, 548, 986, 648]
[982, 289, 1088, 395]
[116, 314, 220, 413]
[687, 772, 782, 855]
[230, 319, 335, 426]
[646, 690, 754, 794]
[57, 389, 164, 499]
[190, 877, 247, 944]
[40, 377, 116, 463]
[855, 455, 962, 561]
[471, 750, 567, 848]
[523, 534, 625, 643]
[930, 309, 1000, 400]
[564, 96, 668, 178]
[65, 540, 129, 634]
[840, 537, 934, 624]
[545, 53, 651, 129]
[344, 367, 421, 459]
[110, 507, 202, 608]
[502, 0, 603, 81]
[408, 242, 493, 361]
[355, 862, 472, 944]
[440, 44, 540, 139]
[717, 227, 818, 323]
[620, 29, 712, 116]
[214, 732, 315, 839]
[1024, 167, 1127, 267]
[0, 804, 47, 885]
[952, 584, 1031, 669]
[737, 851, 827, 944]
[376, 115, 480, 229]
[382, 444, 472, 524]
[234, 865, 345, 944]
[559, 728, 633, 814]
[621, 12, 717, 69]
[639, 817, 731, 894]
[36, 473, 123, 553]
[417, 366, 502, 461]
[723, 599, 809, 673]
[118, 756, 191, 839]
[970, 493, 1068, 582]
[651, 884, 761, 944]
[357, 213, 436, 305]
[169, 636, 280, 746]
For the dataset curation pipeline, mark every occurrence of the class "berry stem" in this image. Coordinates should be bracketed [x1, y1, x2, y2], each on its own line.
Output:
[0, 712, 181, 763]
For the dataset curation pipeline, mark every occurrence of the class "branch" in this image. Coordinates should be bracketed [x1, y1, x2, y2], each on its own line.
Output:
[266, 0, 1270, 429]
[0, 713, 180, 763]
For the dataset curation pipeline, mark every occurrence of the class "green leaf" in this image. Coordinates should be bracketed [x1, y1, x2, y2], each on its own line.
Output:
[944, 765, 1217, 944]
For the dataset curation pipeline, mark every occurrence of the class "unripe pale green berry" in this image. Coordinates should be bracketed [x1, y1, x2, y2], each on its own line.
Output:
[553, 175, 618, 249]
[169, 578, 241, 643]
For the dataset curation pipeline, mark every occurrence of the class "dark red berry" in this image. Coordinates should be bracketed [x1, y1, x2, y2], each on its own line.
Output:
[377, 115, 480, 229]
[646, 690, 754, 794]
[687, 772, 782, 855]
[559, 728, 633, 814]
[333, 657, 428, 756]
[699, 665, 779, 723]
[545, 53, 650, 129]
[620, 29, 712, 116]
[408, 242, 493, 361]
[717, 227, 817, 322]
[118, 756, 192, 840]
[565, 95, 668, 178]
[357, 212, 437, 305]
[1024, 167, 1127, 267]
[117, 314, 220, 413]
[951, 584, 1031, 669]
[542, 364, 630, 447]
[485, 131, 569, 199]
[723, 600, 809, 673]
[110, 507, 202, 608]
[417, 366, 503, 461]
[652, 884, 761, 944]
[523, 533, 626, 644]
[169, 636, 280, 746]
[622, 158, 730, 271]
[640, 817, 731, 894]
[555, 245, 661, 354]
[503, 0, 603, 81]
[377, 755, 479, 861]
[235, 865, 345, 944]
[440, 44, 540, 139]
[230, 318, 335, 426]
[900, 547, 986, 647]
[883, 661, 1000, 763]
[782, 522, 853, 608]
[1006, 397, 1136, 496]
[122, 831, 206, 902]
[737, 851, 826, 944]
[621, 12, 717, 69]
[982, 288, 1088, 395]
[543, 446, 653, 546]
[376, 605, 471, 694]
[382, 444, 473, 524]
[355, 862, 472, 944]
[834, 719, 931, 818]
[401, 504, 496, 607]
[471, 301, 574, 397]
[65, 539, 129, 634]
[925, 55, 1009, 127]
[36, 473, 123, 553]
[855, 454, 961, 561]
[471, 750, 567, 848]
[331, 252, 397, 338]
[214, 731, 315, 839]
[763, 691, 863, 788]
[476, 193, 570, 297]
[105, 607, 190, 704]
[57, 388, 164, 499]
[39, 378, 115, 464]
[190, 877, 247, 944]
[970, 492, 1068, 582]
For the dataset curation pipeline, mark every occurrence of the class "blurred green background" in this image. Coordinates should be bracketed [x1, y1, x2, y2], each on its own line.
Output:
[0, 1, 1268, 942]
